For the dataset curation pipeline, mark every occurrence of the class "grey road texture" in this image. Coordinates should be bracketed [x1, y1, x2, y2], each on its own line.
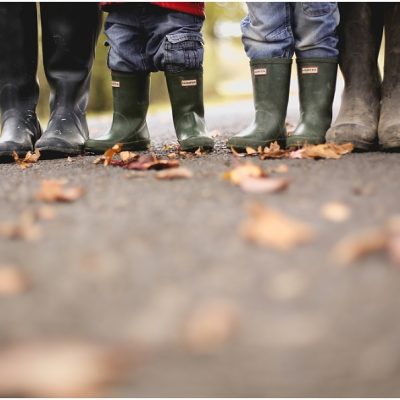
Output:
[0, 97, 400, 397]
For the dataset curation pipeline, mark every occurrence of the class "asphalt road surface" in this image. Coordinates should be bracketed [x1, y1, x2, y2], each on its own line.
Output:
[0, 99, 400, 396]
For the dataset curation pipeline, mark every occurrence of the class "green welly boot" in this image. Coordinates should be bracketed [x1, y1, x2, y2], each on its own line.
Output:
[286, 58, 338, 148]
[165, 69, 214, 152]
[227, 59, 291, 151]
[85, 71, 151, 154]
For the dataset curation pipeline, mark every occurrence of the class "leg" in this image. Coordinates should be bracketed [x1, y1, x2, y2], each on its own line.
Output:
[227, 2, 293, 151]
[378, 3, 400, 150]
[326, 3, 384, 150]
[36, 2, 101, 157]
[145, 5, 213, 151]
[0, 3, 41, 157]
[286, 2, 339, 147]
[85, 6, 151, 153]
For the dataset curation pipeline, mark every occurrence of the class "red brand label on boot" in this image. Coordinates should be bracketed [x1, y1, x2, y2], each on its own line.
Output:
[254, 68, 267, 76]
[111, 81, 120, 87]
[302, 67, 318, 74]
[181, 79, 197, 87]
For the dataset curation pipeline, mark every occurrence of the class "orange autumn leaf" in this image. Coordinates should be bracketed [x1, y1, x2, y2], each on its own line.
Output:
[35, 180, 85, 203]
[13, 150, 40, 169]
[223, 162, 267, 185]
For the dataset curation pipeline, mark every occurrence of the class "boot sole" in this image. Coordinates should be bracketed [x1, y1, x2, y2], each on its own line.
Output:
[85, 140, 151, 155]
[380, 141, 400, 152]
[286, 137, 325, 148]
[35, 146, 84, 159]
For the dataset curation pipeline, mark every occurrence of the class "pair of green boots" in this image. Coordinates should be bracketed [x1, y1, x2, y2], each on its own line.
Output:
[85, 69, 214, 153]
[227, 58, 338, 150]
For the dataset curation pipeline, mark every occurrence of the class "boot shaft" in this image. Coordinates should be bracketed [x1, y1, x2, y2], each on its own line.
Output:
[0, 3, 39, 112]
[250, 59, 291, 124]
[297, 58, 337, 124]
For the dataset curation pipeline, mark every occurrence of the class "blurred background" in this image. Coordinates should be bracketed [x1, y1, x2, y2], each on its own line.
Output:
[36, 3, 249, 120]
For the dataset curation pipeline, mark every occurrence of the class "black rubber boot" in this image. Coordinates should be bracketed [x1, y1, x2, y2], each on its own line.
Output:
[0, 3, 41, 158]
[35, 3, 101, 157]
[326, 3, 384, 151]
[378, 3, 400, 150]
[85, 71, 151, 154]
[165, 69, 214, 152]
[286, 58, 338, 148]
[227, 59, 291, 151]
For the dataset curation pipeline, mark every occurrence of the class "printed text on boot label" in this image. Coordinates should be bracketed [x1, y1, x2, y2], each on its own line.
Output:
[111, 81, 120, 87]
[254, 68, 267, 76]
[302, 67, 319, 74]
[181, 80, 197, 87]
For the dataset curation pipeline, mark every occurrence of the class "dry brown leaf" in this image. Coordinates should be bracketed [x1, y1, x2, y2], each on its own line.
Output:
[240, 203, 315, 250]
[194, 147, 206, 156]
[119, 151, 138, 163]
[259, 141, 290, 159]
[223, 162, 266, 185]
[0, 266, 29, 295]
[0, 340, 133, 397]
[239, 176, 289, 194]
[0, 211, 42, 241]
[183, 300, 240, 354]
[93, 143, 123, 166]
[13, 150, 40, 169]
[155, 167, 193, 180]
[321, 202, 351, 223]
[125, 153, 180, 170]
[331, 229, 388, 265]
[291, 143, 354, 160]
[35, 180, 85, 203]
[246, 147, 257, 155]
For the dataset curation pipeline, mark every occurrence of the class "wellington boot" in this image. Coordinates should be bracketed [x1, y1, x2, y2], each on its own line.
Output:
[0, 3, 41, 158]
[227, 59, 291, 151]
[378, 3, 400, 150]
[165, 69, 214, 152]
[287, 58, 338, 148]
[85, 71, 151, 154]
[326, 3, 384, 150]
[35, 3, 101, 157]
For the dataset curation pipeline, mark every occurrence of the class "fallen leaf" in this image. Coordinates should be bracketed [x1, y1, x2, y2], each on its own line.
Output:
[331, 229, 388, 265]
[0, 211, 42, 241]
[125, 153, 180, 171]
[12, 150, 40, 169]
[183, 300, 240, 354]
[223, 162, 266, 185]
[0, 340, 134, 397]
[167, 153, 177, 159]
[35, 180, 85, 203]
[290, 143, 354, 160]
[321, 202, 351, 223]
[240, 203, 315, 250]
[35, 206, 56, 221]
[119, 151, 138, 163]
[0, 266, 29, 295]
[259, 141, 290, 160]
[194, 147, 206, 156]
[155, 167, 193, 180]
[93, 143, 123, 166]
[239, 176, 289, 194]
[246, 147, 257, 155]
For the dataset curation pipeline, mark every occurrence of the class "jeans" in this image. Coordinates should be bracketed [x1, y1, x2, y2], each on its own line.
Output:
[105, 3, 204, 73]
[242, 2, 339, 59]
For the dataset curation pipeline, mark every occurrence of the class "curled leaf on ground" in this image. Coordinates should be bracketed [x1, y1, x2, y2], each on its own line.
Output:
[239, 176, 290, 194]
[0, 211, 42, 241]
[290, 143, 354, 160]
[119, 151, 138, 163]
[93, 143, 123, 166]
[125, 153, 180, 170]
[320, 202, 351, 223]
[155, 167, 193, 180]
[194, 147, 207, 156]
[0, 340, 135, 397]
[246, 147, 257, 155]
[0, 266, 29, 295]
[259, 141, 290, 159]
[35, 180, 85, 203]
[240, 202, 315, 251]
[12, 150, 40, 169]
[223, 162, 267, 185]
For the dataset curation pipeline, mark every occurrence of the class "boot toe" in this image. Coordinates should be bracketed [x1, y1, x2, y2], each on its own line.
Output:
[0, 141, 33, 157]
[35, 136, 83, 156]
[379, 124, 400, 150]
[326, 124, 377, 151]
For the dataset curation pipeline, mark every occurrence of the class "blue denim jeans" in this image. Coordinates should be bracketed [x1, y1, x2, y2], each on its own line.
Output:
[105, 3, 204, 73]
[242, 2, 339, 59]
